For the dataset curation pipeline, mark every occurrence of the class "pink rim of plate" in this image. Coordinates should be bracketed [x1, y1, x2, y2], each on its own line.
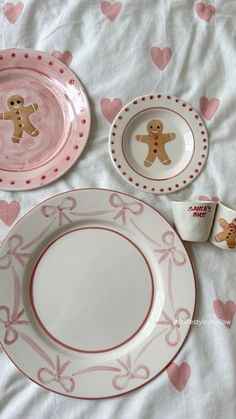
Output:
[108, 94, 208, 194]
[0, 48, 91, 191]
[0, 188, 196, 399]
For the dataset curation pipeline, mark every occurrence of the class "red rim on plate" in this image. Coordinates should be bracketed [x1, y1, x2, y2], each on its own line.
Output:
[0, 48, 90, 190]
[0, 188, 196, 399]
[109, 94, 208, 194]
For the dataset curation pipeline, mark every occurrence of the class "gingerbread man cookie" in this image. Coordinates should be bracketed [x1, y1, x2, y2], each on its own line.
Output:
[215, 218, 236, 249]
[0, 95, 39, 144]
[135, 119, 176, 167]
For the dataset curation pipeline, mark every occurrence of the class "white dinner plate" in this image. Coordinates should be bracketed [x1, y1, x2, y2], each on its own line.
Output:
[0, 189, 196, 399]
[109, 94, 208, 194]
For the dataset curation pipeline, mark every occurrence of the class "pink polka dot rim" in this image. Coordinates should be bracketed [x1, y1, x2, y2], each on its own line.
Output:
[0, 48, 91, 191]
[108, 94, 209, 194]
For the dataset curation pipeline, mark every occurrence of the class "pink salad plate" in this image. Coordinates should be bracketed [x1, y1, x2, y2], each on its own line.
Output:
[109, 94, 208, 194]
[0, 189, 196, 399]
[0, 48, 90, 190]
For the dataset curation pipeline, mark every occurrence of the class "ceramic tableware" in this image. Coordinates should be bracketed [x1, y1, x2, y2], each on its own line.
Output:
[171, 200, 217, 242]
[0, 48, 90, 190]
[209, 201, 236, 250]
[0, 189, 196, 399]
[109, 94, 208, 194]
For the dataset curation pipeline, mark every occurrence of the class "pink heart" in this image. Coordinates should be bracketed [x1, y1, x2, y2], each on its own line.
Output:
[100, 98, 122, 123]
[200, 96, 220, 120]
[0, 200, 21, 226]
[196, 2, 216, 22]
[198, 195, 219, 202]
[213, 300, 236, 329]
[3, 2, 24, 24]
[101, 1, 122, 21]
[151, 47, 172, 71]
[51, 50, 73, 66]
[167, 362, 191, 392]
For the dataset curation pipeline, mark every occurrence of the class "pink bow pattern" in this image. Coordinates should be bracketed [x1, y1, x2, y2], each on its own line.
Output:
[157, 308, 191, 346]
[0, 306, 28, 345]
[41, 197, 77, 226]
[0, 235, 30, 270]
[37, 356, 75, 393]
[109, 193, 144, 225]
[154, 231, 186, 266]
[112, 355, 149, 390]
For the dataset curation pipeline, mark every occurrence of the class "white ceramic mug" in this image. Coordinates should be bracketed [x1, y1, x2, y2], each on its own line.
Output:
[171, 200, 217, 242]
[209, 202, 236, 250]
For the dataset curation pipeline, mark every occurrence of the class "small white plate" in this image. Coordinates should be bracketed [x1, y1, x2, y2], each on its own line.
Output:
[109, 94, 208, 194]
[0, 189, 196, 399]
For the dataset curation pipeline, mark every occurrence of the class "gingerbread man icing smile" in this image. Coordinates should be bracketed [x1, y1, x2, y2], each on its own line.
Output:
[0, 95, 39, 144]
[135, 119, 176, 167]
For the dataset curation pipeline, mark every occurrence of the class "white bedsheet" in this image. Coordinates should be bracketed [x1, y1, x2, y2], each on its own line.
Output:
[0, 1, 235, 418]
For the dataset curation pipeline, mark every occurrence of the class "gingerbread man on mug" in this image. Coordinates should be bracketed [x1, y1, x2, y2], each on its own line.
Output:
[0, 95, 39, 144]
[135, 119, 176, 167]
[215, 218, 236, 249]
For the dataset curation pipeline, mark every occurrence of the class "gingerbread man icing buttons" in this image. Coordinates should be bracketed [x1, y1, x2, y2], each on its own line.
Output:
[0, 95, 39, 143]
[135, 119, 176, 167]
[109, 94, 208, 194]
[209, 202, 236, 250]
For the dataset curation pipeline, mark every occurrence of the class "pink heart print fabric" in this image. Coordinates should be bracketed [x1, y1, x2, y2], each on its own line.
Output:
[0, 1, 235, 418]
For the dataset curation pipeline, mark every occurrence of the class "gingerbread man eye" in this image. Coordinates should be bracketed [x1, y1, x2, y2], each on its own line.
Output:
[157, 126, 160, 129]
[17, 100, 21, 104]
[10, 101, 14, 105]
[150, 125, 153, 129]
